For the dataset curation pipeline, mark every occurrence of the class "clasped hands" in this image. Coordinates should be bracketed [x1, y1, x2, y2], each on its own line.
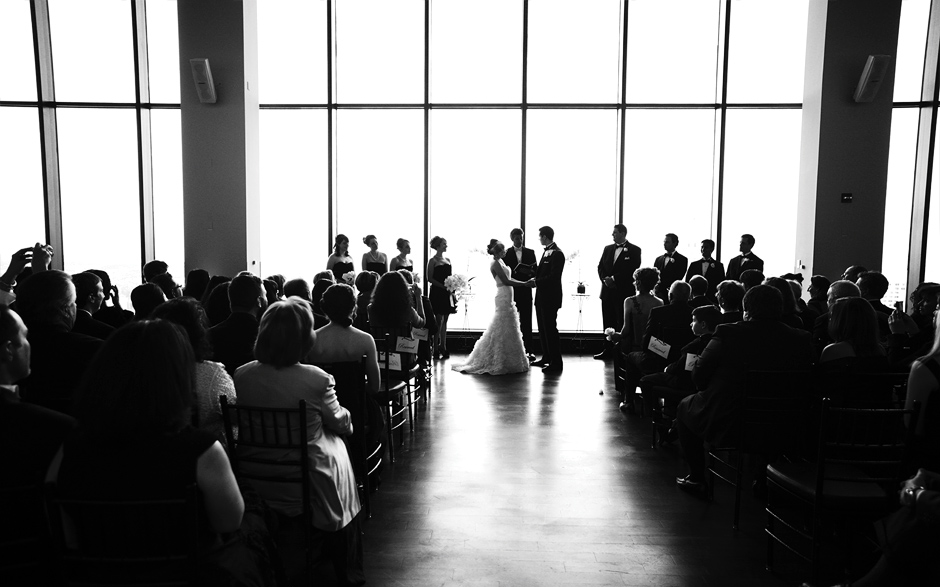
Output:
[524, 278, 536, 289]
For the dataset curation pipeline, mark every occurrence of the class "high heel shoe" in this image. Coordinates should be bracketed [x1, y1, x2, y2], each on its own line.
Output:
[441, 348, 450, 359]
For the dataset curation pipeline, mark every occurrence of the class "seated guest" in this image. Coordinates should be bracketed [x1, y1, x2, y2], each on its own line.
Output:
[16, 271, 102, 414]
[70, 272, 114, 340]
[307, 285, 381, 393]
[353, 271, 378, 333]
[208, 273, 266, 375]
[234, 299, 364, 585]
[368, 270, 426, 336]
[130, 283, 166, 320]
[763, 277, 803, 329]
[684, 239, 725, 301]
[142, 259, 168, 283]
[262, 278, 279, 306]
[675, 285, 812, 494]
[890, 282, 940, 369]
[612, 267, 663, 353]
[311, 278, 333, 315]
[151, 298, 236, 444]
[858, 270, 893, 315]
[201, 275, 231, 306]
[0, 244, 52, 306]
[399, 268, 437, 360]
[787, 279, 807, 312]
[284, 277, 311, 301]
[87, 269, 133, 329]
[151, 272, 181, 300]
[620, 280, 693, 412]
[806, 274, 831, 317]
[906, 310, 940, 471]
[183, 268, 210, 300]
[715, 279, 745, 324]
[0, 304, 76, 583]
[841, 264, 868, 283]
[739, 269, 764, 291]
[266, 274, 286, 300]
[819, 297, 889, 374]
[203, 281, 232, 326]
[640, 305, 723, 427]
[314, 270, 336, 284]
[52, 320, 273, 585]
[687, 275, 712, 308]
[812, 279, 861, 361]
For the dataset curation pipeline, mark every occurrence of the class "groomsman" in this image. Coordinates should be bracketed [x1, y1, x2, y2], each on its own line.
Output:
[596, 224, 641, 360]
[726, 233, 764, 281]
[505, 228, 537, 359]
[653, 233, 688, 302]
[533, 226, 565, 373]
[684, 239, 726, 301]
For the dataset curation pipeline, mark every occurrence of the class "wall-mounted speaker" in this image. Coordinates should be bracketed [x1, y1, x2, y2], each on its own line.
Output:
[853, 54, 891, 103]
[189, 58, 217, 104]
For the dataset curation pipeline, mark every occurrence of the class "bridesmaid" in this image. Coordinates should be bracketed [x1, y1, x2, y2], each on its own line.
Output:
[327, 234, 355, 283]
[427, 236, 456, 359]
[361, 235, 388, 275]
[389, 238, 414, 272]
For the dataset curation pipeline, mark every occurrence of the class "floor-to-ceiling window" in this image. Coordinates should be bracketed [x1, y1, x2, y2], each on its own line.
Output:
[4, 0, 939, 329]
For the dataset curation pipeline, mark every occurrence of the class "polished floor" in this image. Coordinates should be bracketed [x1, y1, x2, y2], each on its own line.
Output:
[359, 353, 812, 587]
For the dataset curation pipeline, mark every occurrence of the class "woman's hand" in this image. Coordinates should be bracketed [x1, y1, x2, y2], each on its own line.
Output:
[888, 309, 919, 336]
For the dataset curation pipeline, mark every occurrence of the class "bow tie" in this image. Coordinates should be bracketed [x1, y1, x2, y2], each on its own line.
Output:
[614, 243, 625, 249]
[742, 253, 750, 258]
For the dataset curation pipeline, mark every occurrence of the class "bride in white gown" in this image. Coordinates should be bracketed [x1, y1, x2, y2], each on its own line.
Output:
[453, 240, 534, 375]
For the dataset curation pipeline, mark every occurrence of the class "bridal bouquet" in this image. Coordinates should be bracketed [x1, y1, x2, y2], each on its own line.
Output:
[342, 271, 357, 286]
[444, 274, 469, 293]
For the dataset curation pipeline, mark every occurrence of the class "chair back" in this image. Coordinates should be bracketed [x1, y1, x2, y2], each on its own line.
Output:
[815, 398, 920, 496]
[47, 483, 200, 586]
[1, 483, 52, 583]
[661, 325, 695, 362]
[736, 370, 812, 456]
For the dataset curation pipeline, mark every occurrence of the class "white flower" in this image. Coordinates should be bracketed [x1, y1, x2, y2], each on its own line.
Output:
[342, 271, 356, 285]
[604, 327, 616, 341]
[444, 274, 469, 293]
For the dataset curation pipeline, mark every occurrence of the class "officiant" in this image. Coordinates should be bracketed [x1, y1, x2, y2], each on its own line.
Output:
[595, 224, 642, 361]
[506, 228, 537, 360]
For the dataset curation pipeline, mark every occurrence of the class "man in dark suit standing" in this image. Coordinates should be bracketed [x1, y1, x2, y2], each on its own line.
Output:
[726, 233, 764, 281]
[684, 239, 725, 301]
[505, 228, 538, 359]
[674, 285, 812, 493]
[653, 233, 688, 302]
[71, 272, 114, 340]
[596, 224, 641, 360]
[532, 226, 565, 373]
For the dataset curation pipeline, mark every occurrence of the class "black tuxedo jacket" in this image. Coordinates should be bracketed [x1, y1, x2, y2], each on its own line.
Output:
[72, 310, 114, 340]
[505, 246, 537, 302]
[597, 241, 641, 300]
[535, 243, 565, 309]
[642, 301, 694, 363]
[726, 252, 764, 281]
[687, 319, 812, 444]
[685, 258, 726, 298]
[653, 252, 688, 300]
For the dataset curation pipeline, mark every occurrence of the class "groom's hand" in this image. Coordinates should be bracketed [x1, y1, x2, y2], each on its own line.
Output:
[603, 277, 615, 288]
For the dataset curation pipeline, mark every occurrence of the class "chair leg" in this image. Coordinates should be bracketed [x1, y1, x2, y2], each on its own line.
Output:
[733, 452, 744, 531]
[385, 404, 395, 463]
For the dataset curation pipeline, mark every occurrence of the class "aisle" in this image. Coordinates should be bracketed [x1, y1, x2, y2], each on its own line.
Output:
[360, 354, 796, 587]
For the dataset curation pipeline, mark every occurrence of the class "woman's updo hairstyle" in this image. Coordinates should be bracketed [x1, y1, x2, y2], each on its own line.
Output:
[333, 234, 349, 254]
[363, 235, 377, 246]
[396, 238, 408, 251]
[430, 236, 444, 250]
[486, 239, 503, 256]
[321, 284, 357, 326]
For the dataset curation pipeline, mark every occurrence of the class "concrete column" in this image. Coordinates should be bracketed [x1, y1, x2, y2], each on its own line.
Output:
[177, 0, 259, 278]
[795, 0, 902, 282]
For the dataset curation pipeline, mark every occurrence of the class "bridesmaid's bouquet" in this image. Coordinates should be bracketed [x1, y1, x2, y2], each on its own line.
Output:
[342, 271, 357, 286]
[444, 274, 469, 294]
[604, 327, 616, 341]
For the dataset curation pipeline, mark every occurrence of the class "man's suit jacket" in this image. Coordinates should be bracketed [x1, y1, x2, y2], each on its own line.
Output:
[18, 326, 103, 415]
[72, 310, 114, 340]
[208, 312, 260, 375]
[598, 241, 641, 300]
[1, 390, 77, 485]
[505, 246, 537, 303]
[653, 252, 688, 301]
[535, 243, 565, 309]
[685, 258, 726, 299]
[642, 301, 694, 363]
[686, 319, 812, 444]
[870, 299, 894, 315]
[726, 252, 764, 281]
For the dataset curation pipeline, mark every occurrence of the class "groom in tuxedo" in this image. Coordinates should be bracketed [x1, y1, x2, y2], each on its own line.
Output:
[532, 226, 565, 373]
[505, 228, 537, 359]
[596, 224, 641, 360]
